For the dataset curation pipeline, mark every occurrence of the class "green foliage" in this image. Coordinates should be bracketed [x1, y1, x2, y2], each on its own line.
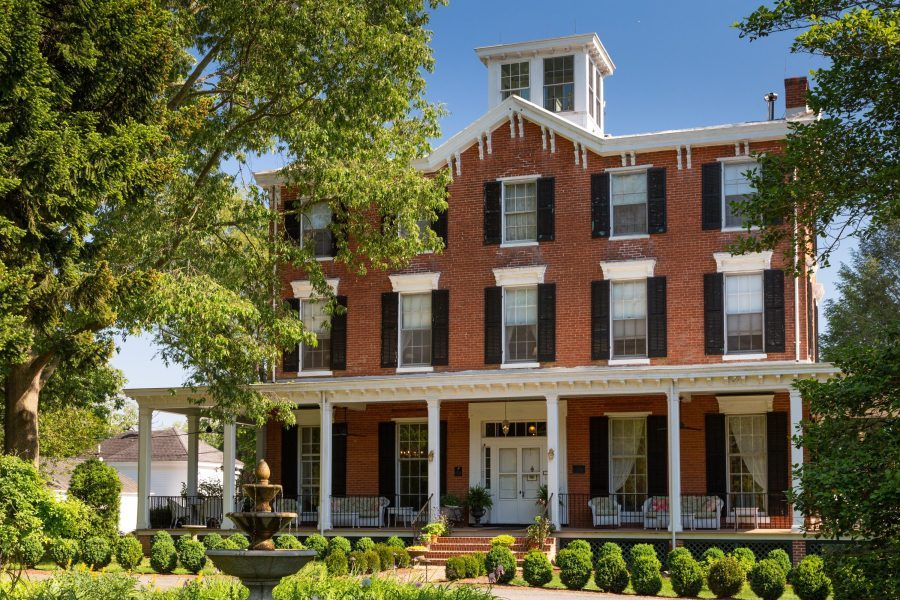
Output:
[595, 541, 623, 563]
[730, 547, 756, 574]
[393, 547, 411, 569]
[39, 406, 122, 460]
[445, 555, 468, 581]
[766, 549, 792, 579]
[707, 556, 745, 599]
[80, 537, 112, 569]
[490, 534, 515, 548]
[749, 558, 787, 600]
[219, 538, 240, 550]
[669, 553, 703, 598]
[227, 534, 249, 550]
[354, 537, 375, 552]
[565, 539, 591, 555]
[365, 549, 382, 573]
[631, 554, 663, 596]
[44, 499, 93, 542]
[48, 538, 79, 569]
[824, 549, 886, 600]
[557, 545, 592, 590]
[465, 552, 485, 577]
[484, 546, 516, 584]
[17, 570, 141, 599]
[175, 535, 191, 556]
[114, 536, 143, 571]
[630, 543, 658, 565]
[152, 531, 174, 546]
[385, 536, 406, 549]
[0, 455, 56, 564]
[348, 550, 366, 575]
[274, 570, 496, 600]
[593, 552, 629, 593]
[373, 544, 394, 571]
[149, 541, 177, 574]
[328, 536, 351, 556]
[465, 485, 493, 511]
[18, 532, 45, 568]
[701, 547, 726, 576]
[202, 533, 224, 550]
[179, 539, 207, 574]
[421, 521, 447, 538]
[522, 550, 553, 587]
[524, 516, 554, 550]
[793, 555, 831, 600]
[666, 546, 692, 570]
[325, 549, 348, 576]
[274, 535, 303, 550]
[734, 4, 899, 268]
[304, 534, 328, 559]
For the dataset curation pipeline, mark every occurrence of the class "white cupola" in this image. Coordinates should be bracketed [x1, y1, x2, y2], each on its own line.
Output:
[475, 33, 615, 135]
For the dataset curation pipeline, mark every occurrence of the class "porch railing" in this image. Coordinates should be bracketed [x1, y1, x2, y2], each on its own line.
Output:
[148, 495, 239, 528]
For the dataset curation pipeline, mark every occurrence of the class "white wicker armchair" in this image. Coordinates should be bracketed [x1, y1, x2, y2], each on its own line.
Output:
[588, 496, 621, 527]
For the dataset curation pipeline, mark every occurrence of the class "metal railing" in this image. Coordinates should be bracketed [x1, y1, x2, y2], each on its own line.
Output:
[273, 493, 320, 530]
[147, 495, 239, 528]
[410, 494, 433, 532]
[723, 492, 792, 530]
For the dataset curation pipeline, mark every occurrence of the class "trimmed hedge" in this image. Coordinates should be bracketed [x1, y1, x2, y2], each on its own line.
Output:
[708, 555, 745, 598]
[595, 541, 623, 563]
[151, 531, 173, 546]
[557, 544, 592, 590]
[522, 550, 553, 587]
[355, 537, 375, 552]
[701, 546, 726, 576]
[275, 535, 304, 550]
[49, 538, 79, 569]
[149, 541, 177, 573]
[670, 553, 703, 598]
[731, 546, 757, 574]
[485, 546, 516, 584]
[467, 552, 486, 577]
[328, 536, 351, 556]
[19, 533, 45, 568]
[767, 548, 793, 579]
[666, 546, 692, 570]
[115, 536, 144, 570]
[445, 556, 468, 581]
[490, 534, 516, 548]
[304, 534, 328, 559]
[202, 533, 224, 550]
[385, 536, 406, 549]
[749, 558, 787, 600]
[179, 539, 207, 574]
[594, 552, 629, 593]
[227, 534, 249, 550]
[80, 536, 112, 569]
[793, 555, 831, 600]
[325, 549, 348, 576]
[632, 554, 663, 596]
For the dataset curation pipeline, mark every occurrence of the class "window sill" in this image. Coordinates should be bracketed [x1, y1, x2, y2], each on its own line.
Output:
[500, 241, 538, 248]
[610, 234, 650, 241]
[294, 370, 334, 377]
[720, 226, 760, 233]
[722, 353, 768, 362]
[608, 358, 650, 366]
[315, 256, 335, 262]
[396, 366, 434, 374]
[500, 362, 541, 369]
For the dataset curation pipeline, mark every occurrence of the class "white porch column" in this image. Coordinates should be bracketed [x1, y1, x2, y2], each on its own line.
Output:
[545, 394, 561, 530]
[667, 382, 683, 534]
[427, 397, 441, 521]
[186, 415, 199, 497]
[221, 422, 237, 529]
[319, 396, 333, 533]
[136, 406, 152, 530]
[789, 388, 805, 531]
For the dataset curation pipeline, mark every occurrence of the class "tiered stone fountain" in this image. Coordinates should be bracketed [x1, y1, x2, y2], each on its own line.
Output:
[206, 460, 315, 599]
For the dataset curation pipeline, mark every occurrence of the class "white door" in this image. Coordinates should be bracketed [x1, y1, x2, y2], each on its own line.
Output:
[487, 441, 546, 524]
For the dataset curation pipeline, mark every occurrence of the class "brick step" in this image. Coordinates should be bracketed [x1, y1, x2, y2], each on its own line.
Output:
[425, 550, 533, 558]
[435, 537, 529, 543]
[429, 542, 532, 550]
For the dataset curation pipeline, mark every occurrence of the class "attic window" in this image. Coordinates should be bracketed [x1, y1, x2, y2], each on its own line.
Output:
[543, 56, 574, 112]
[501, 62, 530, 101]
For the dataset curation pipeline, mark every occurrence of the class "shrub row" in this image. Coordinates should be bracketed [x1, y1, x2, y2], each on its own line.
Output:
[445, 552, 487, 581]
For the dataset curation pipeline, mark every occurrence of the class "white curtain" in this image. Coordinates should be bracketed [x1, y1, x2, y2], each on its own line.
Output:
[610, 419, 645, 496]
[731, 417, 767, 493]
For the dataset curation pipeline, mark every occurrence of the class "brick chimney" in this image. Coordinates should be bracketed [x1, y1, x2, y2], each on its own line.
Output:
[784, 77, 810, 118]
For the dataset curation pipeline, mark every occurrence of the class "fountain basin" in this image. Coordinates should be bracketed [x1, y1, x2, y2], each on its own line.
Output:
[226, 512, 297, 550]
[206, 549, 316, 600]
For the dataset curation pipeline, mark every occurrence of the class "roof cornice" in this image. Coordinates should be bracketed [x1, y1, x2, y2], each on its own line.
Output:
[474, 33, 615, 75]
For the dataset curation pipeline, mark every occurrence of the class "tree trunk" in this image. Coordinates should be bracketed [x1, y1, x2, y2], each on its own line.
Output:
[3, 355, 52, 465]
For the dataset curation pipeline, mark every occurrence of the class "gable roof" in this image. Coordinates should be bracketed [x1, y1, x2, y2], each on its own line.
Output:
[44, 458, 139, 494]
[98, 428, 241, 465]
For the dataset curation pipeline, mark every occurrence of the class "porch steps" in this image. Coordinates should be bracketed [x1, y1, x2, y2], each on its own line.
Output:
[424, 537, 553, 566]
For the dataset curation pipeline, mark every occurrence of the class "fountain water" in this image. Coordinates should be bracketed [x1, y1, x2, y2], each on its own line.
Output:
[206, 460, 316, 599]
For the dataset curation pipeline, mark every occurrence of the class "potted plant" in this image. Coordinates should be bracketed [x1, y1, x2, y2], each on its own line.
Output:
[440, 494, 463, 525]
[465, 485, 493, 526]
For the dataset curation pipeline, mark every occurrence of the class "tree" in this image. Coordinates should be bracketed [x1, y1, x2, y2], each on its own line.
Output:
[732, 1, 898, 268]
[68, 458, 121, 538]
[2, 0, 447, 462]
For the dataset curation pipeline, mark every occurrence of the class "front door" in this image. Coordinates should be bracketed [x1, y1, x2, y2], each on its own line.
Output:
[489, 441, 546, 524]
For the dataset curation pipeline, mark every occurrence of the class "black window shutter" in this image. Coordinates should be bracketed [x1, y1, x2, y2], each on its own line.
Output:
[647, 277, 667, 358]
[704, 273, 725, 355]
[766, 412, 789, 517]
[484, 286, 503, 364]
[705, 413, 727, 502]
[431, 289, 449, 366]
[537, 283, 556, 362]
[589, 416, 610, 497]
[329, 202, 346, 257]
[591, 280, 610, 360]
[378, 422, 396, 504]
[701, 162, 723, 230]
[332, 423, 347, 496]
[330, 295, 348, 370]
[646, 415, 668, 496]
[483, 181, 502, 244]
[440, 420, 448, 497]
[282, 298, 300, 372]
[280, 425, 298, 496]
[380, 292, 399, 368]
[434, 206, 449, 248]
[591, 173, 610, 237]
[284, 205, 301, 243]
[536, 177, 555, 241]
[647, 167, 667, 233]
[764, 269, 786, 352]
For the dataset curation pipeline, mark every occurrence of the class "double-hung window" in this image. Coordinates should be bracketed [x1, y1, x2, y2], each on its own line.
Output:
[504, 286, 538, 363]
[298, 426, 320, 511]
[609, 417, 647, 513]
[397, 422, 428, 509]
[726, 415, 767, 511]
[500, 61, 529, 100]
[611, 172, 648, 236]
[612, 281, 647, 358]
[302, 202, 333, 258]
[723, 162, 759, 229]
[300, 300, 331, 371]
[725, 273, 764, 353]
[543, 55, 574, 112]
[400, 293, 432, 367]
[503, 181, 537, 243]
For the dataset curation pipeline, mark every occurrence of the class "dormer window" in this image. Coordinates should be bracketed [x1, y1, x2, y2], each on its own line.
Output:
[543, 56, 574, 112]
[501, 62, 530, 100]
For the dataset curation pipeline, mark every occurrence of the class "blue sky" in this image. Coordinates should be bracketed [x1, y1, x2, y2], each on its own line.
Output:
[113, 1, 852, 404]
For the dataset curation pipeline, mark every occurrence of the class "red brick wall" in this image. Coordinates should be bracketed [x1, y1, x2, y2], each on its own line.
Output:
[275, 119, 814, 378]
[784, 77, 809, 110]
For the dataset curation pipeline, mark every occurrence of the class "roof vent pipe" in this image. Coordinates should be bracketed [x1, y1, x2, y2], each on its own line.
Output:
[764, 92, 778, 120]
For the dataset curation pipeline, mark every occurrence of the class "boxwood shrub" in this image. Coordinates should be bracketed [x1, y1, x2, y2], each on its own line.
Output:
[670, 553, 703, 598]
[707, 555, 745, 598]
[485, 546, 516, 584]
[19, 533, 45, 568]
[325, 549, 348, 576]
[49, 538, 79, 569]
[151, 530, 173, 546]
[227, 533, 249, 550]
[201, 533, 224, 550]
[749, 558, 787, 600]
[179, 539, 207, 574]
[304, 534, 328, 558]
[630, 543, 658, 566]
[731, 546, 757, 574]
[115, 535, 144, 570]
[445, 555, 468, 581]
[594, 552, 629, 593]
[385, 536, 406, 549]
[557, 544, 592, 590]
[328, 536, 351, 556]
[793, 555, 831, 600]
[490, 534, 516, 548]
[80, 536, 112, 569]
[767, 548, 793, 579]
[355, 537, 375, 552]
[631, 554, 663, 596]
[466, 552, 485, 577]
[666, 546, 692, 570]
[700, 546, 725, 575]
[595, 541, 623, 563]
[274, 535, 304, 550]
[149, 541, 177, 573]
[522, 550, 553, 587]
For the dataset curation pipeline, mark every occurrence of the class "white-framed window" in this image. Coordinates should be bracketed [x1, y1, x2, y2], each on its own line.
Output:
[298, 426, 320, 511]
[500, 61, 530, 100]
[503, 286, 538, 363]
[725, 273, 764, 353]
[300, 300, 331, 370]
[593, 67, 602, 126]
[399, 293, 432, 367]
[543, 55, 574, 112]
[301, 202, 333, 258]
[502, 181, 537, 243]
[588, 63, 596, 119]
[397, 422, 428, 508]
[609, 417, 647, 513]
[612, 280, 647, 358]
[723, 161, 759, 229]
[611, 171, 648, 236]
[726, 414, 767, 511]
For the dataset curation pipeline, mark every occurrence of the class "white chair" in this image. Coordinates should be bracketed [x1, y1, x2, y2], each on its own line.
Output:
[588, 496, 621, 527]
[168, 498, 191, 528]
[642, 496, 670, 529]
[682, 495, 723, 530]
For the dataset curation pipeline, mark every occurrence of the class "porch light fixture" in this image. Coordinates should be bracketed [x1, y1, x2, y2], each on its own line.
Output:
[548, 448, 555, 461]
[502, 402, 510, 436]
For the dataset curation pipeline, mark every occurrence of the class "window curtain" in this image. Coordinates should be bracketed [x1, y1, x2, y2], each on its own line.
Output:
[611, 419, 645, 496]
[731, 419, 767, 495]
